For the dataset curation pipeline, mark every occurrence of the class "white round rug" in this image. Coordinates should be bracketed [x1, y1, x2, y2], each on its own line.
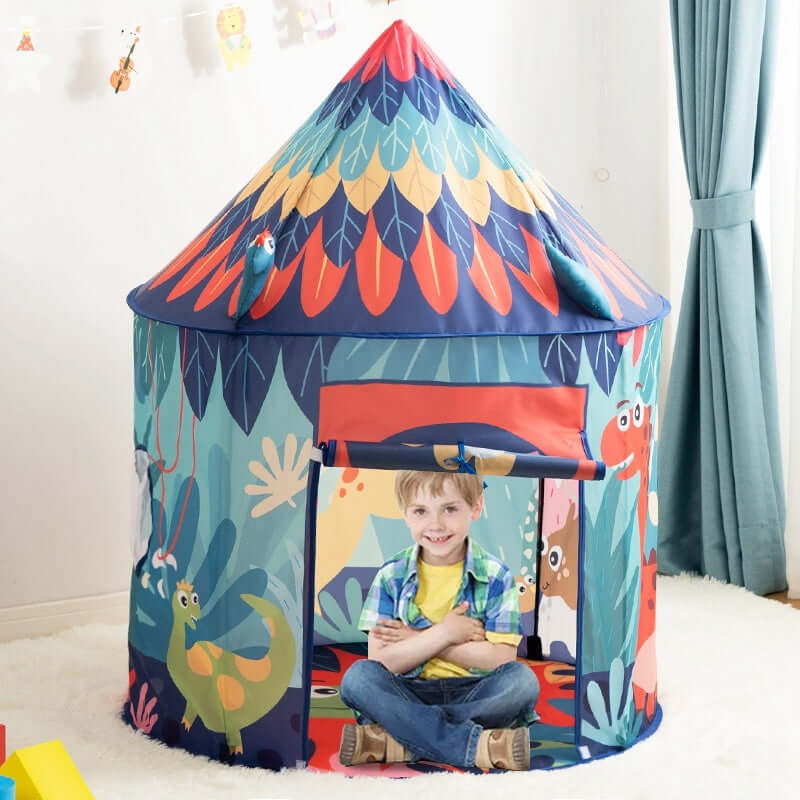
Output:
[0, 575, 797, 800]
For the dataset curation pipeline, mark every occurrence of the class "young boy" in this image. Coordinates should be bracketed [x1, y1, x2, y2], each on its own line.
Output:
[338, 470, 539, 771]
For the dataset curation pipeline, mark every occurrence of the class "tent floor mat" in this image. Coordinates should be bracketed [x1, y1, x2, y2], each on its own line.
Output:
[308, 644, 582, 775]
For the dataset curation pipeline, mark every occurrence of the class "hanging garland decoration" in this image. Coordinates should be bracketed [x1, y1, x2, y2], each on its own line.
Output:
[110, 26, 141, 93]
[2, 18, 50, 93]
[216, 5, 252, 70]
[0, 2, 403, 94]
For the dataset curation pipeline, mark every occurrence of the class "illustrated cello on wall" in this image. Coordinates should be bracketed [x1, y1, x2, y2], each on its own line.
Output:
[110, 26, 140, 94]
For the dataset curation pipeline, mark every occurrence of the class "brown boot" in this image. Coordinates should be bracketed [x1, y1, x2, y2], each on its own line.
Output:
[474, 727, 530, 771]
[338, 723, 410, 766]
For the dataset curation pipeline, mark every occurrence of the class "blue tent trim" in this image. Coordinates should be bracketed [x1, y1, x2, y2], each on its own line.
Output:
[127, 287, 670, 339]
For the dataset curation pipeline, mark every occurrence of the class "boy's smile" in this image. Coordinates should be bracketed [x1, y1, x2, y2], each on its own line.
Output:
[404, 477, 483, 566]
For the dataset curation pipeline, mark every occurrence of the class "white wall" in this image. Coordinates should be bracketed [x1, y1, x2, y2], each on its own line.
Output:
[0, 0, 673, 629]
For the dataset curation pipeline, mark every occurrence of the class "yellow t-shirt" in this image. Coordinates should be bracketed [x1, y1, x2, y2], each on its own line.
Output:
[415, 558, 522, 679]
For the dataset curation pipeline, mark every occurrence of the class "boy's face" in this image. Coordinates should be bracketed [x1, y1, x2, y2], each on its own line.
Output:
[404, 477, 483, 566]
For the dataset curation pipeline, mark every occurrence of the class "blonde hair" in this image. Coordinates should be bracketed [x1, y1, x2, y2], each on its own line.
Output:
[394, 470, 483, 511]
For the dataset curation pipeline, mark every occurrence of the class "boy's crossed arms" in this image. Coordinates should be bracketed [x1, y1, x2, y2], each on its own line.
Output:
[368, 601, 518, 675]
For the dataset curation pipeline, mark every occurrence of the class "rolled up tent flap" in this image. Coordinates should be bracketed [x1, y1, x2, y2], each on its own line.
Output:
[320, 440, 606, 481]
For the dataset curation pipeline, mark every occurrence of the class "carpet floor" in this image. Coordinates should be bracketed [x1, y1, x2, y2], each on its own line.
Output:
[0, 574, 798, 800]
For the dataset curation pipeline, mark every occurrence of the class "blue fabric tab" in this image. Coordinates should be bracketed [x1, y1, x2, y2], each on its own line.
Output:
[545, 243, 615, 320]
[445, 441, 477, 474]
[690, 189, 755, 229]
[444, 442, 488, 488]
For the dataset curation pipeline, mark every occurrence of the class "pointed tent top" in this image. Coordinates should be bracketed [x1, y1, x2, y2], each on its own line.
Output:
[341, 19, 456, 86]
[128, 20, 668, 337]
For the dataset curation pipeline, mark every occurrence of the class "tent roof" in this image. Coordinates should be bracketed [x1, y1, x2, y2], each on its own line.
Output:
[128, 20, 668, 337]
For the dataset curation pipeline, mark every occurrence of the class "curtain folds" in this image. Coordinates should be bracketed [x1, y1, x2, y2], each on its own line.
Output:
[765, 0, 800, 598]
[659, 0, 787, 594]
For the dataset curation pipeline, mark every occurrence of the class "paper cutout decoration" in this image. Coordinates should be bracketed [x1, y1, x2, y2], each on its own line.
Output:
[17, 30, 34, 51]
[110, 26, 140, 93]
[298, 1, 337, 44]
[273, 2, 291, 47]
[216, 5, 252, 70]
[3, 20, 50, 93]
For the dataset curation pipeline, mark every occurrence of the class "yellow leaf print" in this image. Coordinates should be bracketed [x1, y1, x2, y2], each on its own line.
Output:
[245, 434, 313, 518]
[443, 154, 490, 225]
[342, 148, 389, 215]
[393, 142, 443, 215]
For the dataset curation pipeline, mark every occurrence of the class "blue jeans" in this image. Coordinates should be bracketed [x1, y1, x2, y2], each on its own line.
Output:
[339, 659, 539, 768]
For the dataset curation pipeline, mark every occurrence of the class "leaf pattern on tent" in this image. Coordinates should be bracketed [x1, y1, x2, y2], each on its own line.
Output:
[539, 334, 583, 385]
[130, 449, 272, 662]
[430, 179, 474, 272]
[134, 316, 151, 404]
[636, 321, 662, 405]
[133, 320, 177, 408]
[583, 476, 640, 675]
[314, 577, 368, 643]
[246, 434, 313, 517]
[584, 332, 624, 396]
[219, 336, 282, 434]
[367, 58, 404, 125]
[581, 658, 644, 748]
[132, 20, 664, 335]
[322, 185, 367, 267]
[373, 177, 423, 260]
[326, 334, 549, 389]
[183, 329, 219, 420]
[282, 336, 339, 425]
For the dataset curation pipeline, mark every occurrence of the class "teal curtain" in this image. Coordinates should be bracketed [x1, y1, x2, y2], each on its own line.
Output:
[659, 0, 787, 594]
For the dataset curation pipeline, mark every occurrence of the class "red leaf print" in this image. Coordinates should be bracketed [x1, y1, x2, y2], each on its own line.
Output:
[149, 217, 225, 290]
[617, 327, 647, 364]
[567, 211, 651, 301]
[343, 21, 455, 86]
[342, 25, 393, 82]
[467, 222, 512, 315]
[300, 220, 350, 318]
[248, 246, 306, 320]
[356, 212, 403, 315]
[563, 211, 643, 311]
[506, 228, 560, 316]
[195, 257, 244, 312]
[166, 222, 246, 302]
[570, 237, 623, 318]
[409, 216, 458, 314]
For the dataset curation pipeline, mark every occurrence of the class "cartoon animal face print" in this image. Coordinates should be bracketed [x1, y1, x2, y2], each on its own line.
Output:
[310, 684, 353, 717]
[217, 6, 246, 36]
[600, 383, 653, 547]
[172, 580, 201, 630]
[539, 502, 579, 611]
[601, 385, 652, 481]
[515, 574, 536, 614]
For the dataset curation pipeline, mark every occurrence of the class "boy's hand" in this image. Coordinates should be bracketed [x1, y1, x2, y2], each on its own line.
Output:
[438, 601, 486, 645]
[371, 619, 420, 643]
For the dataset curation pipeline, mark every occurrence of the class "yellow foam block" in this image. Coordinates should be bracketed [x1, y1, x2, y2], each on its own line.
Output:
[0, 740, 93, 799]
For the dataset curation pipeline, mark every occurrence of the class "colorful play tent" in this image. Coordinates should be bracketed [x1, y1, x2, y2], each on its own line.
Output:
[125, 20, 669, 773]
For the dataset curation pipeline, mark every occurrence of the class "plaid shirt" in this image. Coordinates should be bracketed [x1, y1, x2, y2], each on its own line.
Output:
[358, 537, 523, 680]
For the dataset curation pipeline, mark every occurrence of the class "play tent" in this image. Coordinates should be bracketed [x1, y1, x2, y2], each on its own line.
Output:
[125, 20, 669, 773]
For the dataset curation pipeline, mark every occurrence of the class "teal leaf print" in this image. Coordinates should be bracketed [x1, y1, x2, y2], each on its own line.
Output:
[339, 105, 380, 181]
[314, 577, 368, 643]
[413, 113, 447, 174]
[379, 107, 414, 171]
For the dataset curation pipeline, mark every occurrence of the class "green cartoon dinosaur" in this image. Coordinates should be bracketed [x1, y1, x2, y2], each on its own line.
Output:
[167, 579, 295, 755]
